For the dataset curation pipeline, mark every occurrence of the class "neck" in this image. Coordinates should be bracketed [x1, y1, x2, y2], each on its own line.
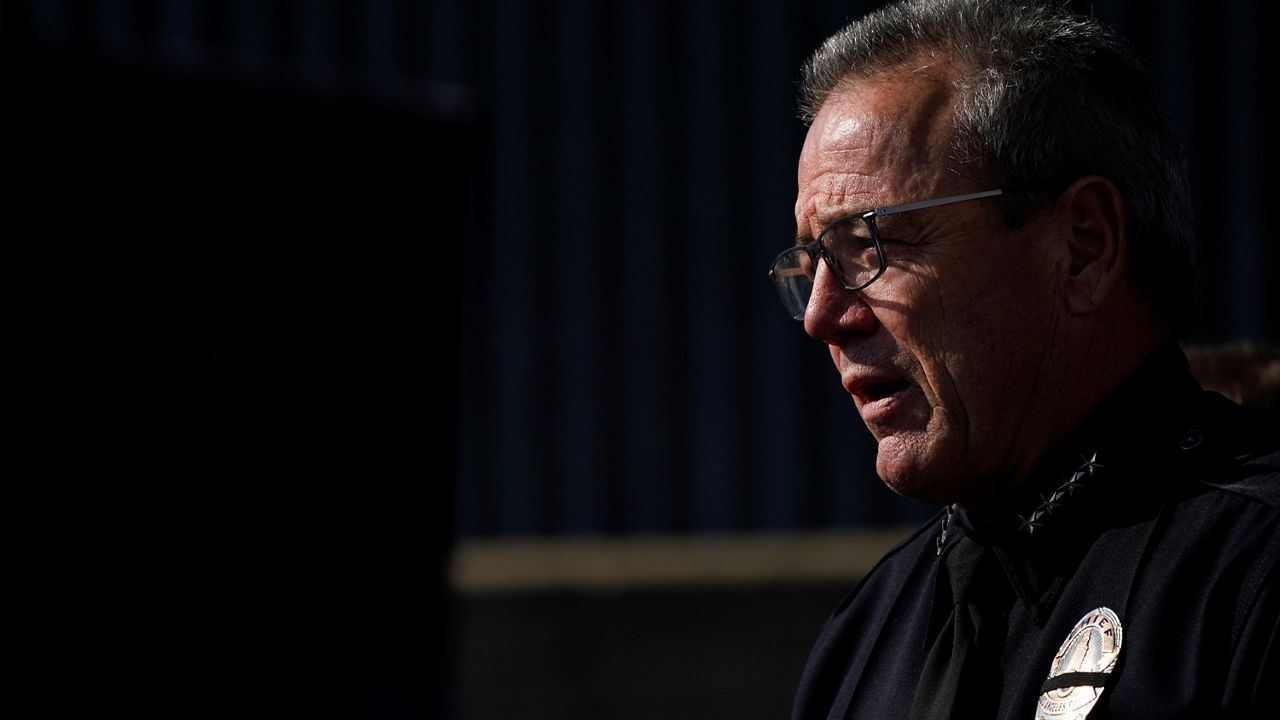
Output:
[958, 320, 1168, 514]
[960, 339, 1194, 522]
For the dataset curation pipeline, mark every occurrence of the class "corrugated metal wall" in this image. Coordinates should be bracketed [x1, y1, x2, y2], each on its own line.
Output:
[9, 0, 1272, 537]
[456, 0, 914, 536]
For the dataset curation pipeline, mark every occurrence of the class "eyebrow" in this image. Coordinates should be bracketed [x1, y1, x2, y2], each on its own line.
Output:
[795, 189, 1003, 246]
[797, 208, 869, 244]
[794, 207, 920, 247]
[871, 212, 919, 234]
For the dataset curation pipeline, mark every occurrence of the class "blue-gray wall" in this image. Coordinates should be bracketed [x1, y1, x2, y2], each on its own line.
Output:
[10, 0, 1271, 536]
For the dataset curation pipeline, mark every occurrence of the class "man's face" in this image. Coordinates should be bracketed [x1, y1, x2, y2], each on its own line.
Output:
[796, 73, 1064, 507]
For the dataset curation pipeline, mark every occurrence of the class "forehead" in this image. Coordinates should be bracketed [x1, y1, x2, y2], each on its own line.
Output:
[797, 72, 960, 225]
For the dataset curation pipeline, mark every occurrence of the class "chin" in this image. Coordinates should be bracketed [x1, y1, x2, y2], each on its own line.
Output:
[875, 438, 959, 506]
[876, 458, 934, 502]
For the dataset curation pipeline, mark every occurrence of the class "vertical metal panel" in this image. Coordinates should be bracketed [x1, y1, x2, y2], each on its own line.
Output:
[229, 0, 264, 53]
[1222, 0, 1261, 337]
[293, 0, 334, 82]
[480, 0, 543, 534]
[30, 0, 67, 46]
[423, 0, 470, 84]
[157, 0, 200, 63]
[98, 0, 136, 57]
[362, 0, 394, 76]
[613, 0, 671, 533]
[745, 0, 804, 530]
[682, 0, 736, 531]
[549, 0, 604, 533]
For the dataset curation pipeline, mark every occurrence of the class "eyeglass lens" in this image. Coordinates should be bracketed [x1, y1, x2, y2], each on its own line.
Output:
[771, 216, 881, 320]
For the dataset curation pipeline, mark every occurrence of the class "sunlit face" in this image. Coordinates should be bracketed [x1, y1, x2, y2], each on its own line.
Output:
[796, 73, 1065, 507]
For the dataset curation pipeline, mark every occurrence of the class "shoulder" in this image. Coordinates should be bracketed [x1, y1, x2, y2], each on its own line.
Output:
[1146, 395, 1280, 637]
[827, 509, 945, 618]
[1183, 392, 1280, 509]
[1145, 399, 1280, 714]
[792, 512, 948, 719]
[1162, 392, 1280, 559]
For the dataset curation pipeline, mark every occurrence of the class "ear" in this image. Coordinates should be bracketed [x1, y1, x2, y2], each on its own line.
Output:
[1055, 175, 1127, 316]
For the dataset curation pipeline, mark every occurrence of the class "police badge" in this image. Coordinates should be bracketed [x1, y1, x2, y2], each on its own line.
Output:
[1035, 607, 1123, 720]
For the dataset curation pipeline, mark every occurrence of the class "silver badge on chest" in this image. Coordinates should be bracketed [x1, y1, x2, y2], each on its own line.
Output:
[1034, 607, 1123, 720]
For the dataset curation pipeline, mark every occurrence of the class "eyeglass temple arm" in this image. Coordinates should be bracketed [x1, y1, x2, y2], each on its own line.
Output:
[873, 189, 1003, 217]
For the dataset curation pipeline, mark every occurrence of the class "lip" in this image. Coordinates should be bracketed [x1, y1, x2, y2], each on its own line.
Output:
[842, 370, 914, 424]
[842, 370, 909, 399]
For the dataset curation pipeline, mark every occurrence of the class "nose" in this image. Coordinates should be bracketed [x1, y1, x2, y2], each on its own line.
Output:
[803, 260, 879, 343]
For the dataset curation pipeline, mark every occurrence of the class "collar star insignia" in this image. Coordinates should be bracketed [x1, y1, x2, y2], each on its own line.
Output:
[1079, 451, 1103, 476]
[1019, 510, 1045, 534]
[933, 450, 1103, 545]
[1039, 491, 1064, 512]
[1014, 450, 1102, 536]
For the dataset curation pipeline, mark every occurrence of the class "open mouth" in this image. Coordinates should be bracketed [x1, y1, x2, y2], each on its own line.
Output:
[862, 379, 911, 402]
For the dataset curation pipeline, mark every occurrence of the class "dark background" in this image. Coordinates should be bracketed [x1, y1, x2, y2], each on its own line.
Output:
[5, 1, 1272, 718]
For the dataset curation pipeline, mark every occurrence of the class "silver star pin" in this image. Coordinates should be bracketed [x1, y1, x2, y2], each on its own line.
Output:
[1079, 451, 1103, 476]
[1039, 493, 1061, 513]
[1019, 510, 1044, 534]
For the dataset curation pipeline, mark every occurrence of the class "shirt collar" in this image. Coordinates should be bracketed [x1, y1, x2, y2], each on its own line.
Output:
[947, 343, 1205, 621]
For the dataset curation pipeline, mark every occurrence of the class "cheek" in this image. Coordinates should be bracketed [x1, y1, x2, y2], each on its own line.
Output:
[878, 267, 972, 395]
[886, 263, 1031, 428]
[938, 269, 1060, 421]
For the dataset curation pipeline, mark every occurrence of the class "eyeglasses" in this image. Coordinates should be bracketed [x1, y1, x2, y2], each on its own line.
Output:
[768, 189, 1004, 321]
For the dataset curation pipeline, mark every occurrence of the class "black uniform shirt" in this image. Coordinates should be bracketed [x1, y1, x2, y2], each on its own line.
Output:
[793, 347, 1280, 720]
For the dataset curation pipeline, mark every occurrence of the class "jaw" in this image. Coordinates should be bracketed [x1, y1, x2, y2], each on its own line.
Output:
[871, 414, 955, 503]
[870, 401, 997, 507]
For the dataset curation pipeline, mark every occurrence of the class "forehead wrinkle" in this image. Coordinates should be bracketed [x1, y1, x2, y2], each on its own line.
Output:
[799, 169, 883, 232]
[797, 69, 963, 237]
[823, 87, 953, 191]
[846, 74, 959, 189]
[798, 121, 874, 191]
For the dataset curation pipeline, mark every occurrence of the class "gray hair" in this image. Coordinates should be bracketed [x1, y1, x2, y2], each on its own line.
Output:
[800, 0, 1197, 334]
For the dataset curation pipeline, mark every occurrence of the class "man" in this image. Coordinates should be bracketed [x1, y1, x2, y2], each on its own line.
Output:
[769, 1, 1278, 718]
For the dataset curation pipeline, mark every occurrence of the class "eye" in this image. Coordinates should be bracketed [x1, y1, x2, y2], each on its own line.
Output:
[870, 216, 916, 244]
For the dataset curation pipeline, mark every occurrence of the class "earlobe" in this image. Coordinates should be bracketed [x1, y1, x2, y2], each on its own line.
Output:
[1057, 176, 1127, 315]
